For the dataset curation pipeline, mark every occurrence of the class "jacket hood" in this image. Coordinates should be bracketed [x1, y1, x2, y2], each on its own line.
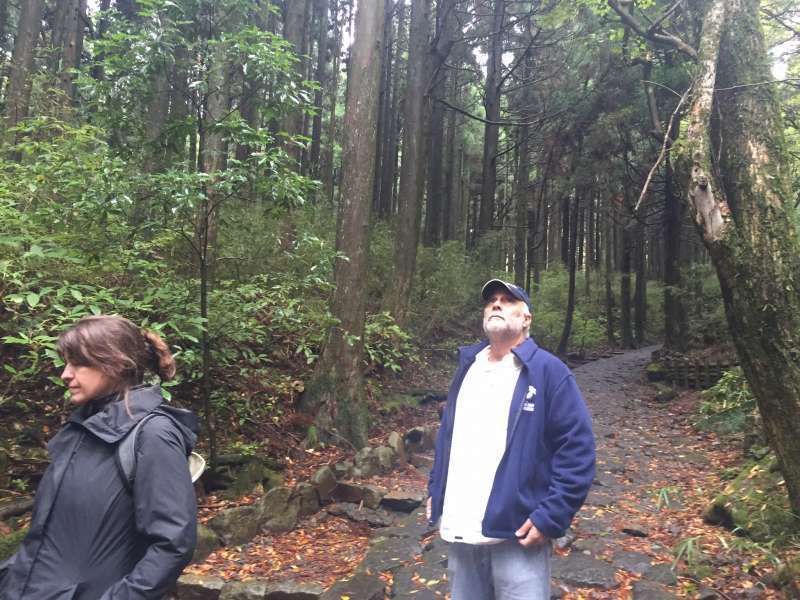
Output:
[69, 385, 199, 449]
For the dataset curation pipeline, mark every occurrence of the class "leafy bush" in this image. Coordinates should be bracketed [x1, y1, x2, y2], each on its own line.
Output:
[697, 367, 757, 434]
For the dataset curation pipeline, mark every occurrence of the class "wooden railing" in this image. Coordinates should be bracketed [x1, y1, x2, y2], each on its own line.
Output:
[662, 358, 737, 389]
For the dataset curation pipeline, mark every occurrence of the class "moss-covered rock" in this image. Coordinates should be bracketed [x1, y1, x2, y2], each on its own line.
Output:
[703, 454, 797, 542]
[646, 361, 666, 382]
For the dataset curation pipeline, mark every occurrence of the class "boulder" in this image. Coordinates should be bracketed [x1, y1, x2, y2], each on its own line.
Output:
[380, 489, 425, 513]
[404, 427, 434, 454]
[374, 446, 395, 472]
[293, 483, 320, 517]
[332, 461, 354, 480]
[207, 504, 262, 547]
[319, 573, 386, 600]
[175, 574, 226, 600]
[265, 580, 324, 599]
[409, 455, 434, 470]
[310, 466, 337, 502]
[331, 482, 365, 504]
[632, 581, 677, 599]
[551, 553, 618, 590]
[702, 454, 793, 541]
[354, 447, 380, 478]
[192, 524, 222, 563]
[219, 580, 269, 600]
[387, 431, 407, 466]
[326, 503, 396, 527]
[361, 485, 386, 510]
[259, 486, 299, 533]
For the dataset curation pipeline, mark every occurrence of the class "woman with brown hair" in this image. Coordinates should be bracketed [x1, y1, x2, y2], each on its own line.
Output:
[0, 315, 199, 600]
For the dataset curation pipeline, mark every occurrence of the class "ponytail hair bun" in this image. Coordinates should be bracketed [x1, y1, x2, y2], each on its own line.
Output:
[142, 329, 177, 381]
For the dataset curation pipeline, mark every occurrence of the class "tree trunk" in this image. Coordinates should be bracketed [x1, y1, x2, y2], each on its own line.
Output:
[385, 0, 428, 326]
[56, 0, 86, 102]
[3, 0, 45, 139]
[282, 0, 308, 165]
[308, 0, 328, 179]
[302, 0, 385, 449]
[663, 153, 687, 351]
[372, 0, 394, 217]
[633, 222, 647, 344]
[671, 0, 800, 517]
[322, 0, 341, 204]
[196, 35, 229, 469]
[619, 223, 634, 348]
[604, 203, 617, 346]
[557, 194, 580, 355]
[477, 0, 504, 239]
[513, 123, 530, 287]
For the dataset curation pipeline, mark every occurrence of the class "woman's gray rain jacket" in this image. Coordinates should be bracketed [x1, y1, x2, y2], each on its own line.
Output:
[0, 386, 198, 600]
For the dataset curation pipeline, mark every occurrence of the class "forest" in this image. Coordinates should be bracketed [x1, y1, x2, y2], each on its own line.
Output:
[1, 0, 800, 597]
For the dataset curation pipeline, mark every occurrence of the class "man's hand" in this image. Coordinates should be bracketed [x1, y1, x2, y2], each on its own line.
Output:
[426, 497, 432, 521]
[515, 519, 547, 547]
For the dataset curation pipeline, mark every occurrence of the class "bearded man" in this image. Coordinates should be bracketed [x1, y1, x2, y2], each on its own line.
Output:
[427, 279, 595, 600]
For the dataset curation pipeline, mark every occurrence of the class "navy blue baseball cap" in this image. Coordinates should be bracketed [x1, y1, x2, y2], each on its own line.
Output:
[481, 279, 531, 310]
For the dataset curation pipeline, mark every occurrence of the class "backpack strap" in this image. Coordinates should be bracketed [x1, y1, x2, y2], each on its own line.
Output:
[115, 412, 159, 491]
[115, 411, 205, 490]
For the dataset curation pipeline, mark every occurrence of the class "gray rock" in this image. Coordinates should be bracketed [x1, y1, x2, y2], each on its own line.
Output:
[192, 524, 221, 563]
[554, 530, 576, 551]
[265, 580, 324, 599]
[310, 466, 337, 502]
[219, 580, 269, 600]
[404, 426, 435, 454]
[358, 533, 423, 574]
[380, 488, 425, 513]
[332, 461, 354, 480]
[409, 454, 434, 470]
[260, 486, 299, 533]
[175, 574, 225, 600]
[374, 446, 395, 472]
[207, 505, 262, 547]
[387, 431, 407, 465]
[390, 561, 448, 598]
[614, 550, 652, 575]
[551, 553, 618, 589]
[326, 502, 396, 527]
[632, 580, 677, 599]
[319, 573, 385, 600]
[332, 482, 365, 504]
[645, 563, 678, 586]
[293, 483, 320, 517]
[361, 485, 386, 509]
[354, 447, 380, 478]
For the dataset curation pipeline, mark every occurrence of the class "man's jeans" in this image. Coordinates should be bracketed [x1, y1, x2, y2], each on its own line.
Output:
[447, 540, 551, 600]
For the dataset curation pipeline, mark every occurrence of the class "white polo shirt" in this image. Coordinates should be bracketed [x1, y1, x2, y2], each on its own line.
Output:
[440, 347, 522, 544]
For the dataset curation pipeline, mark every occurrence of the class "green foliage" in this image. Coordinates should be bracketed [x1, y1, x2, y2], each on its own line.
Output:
[697, 368, 757, 434]
[363, 312, 415, 373]
[0, 527, 27, 562]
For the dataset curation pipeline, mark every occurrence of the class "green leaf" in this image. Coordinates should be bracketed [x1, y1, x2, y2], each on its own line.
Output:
[70, 289, 84, 302]
[26, 292, 40, 307]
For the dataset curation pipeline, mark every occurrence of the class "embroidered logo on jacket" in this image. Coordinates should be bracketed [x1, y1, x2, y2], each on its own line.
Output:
[522, 401, 535, 412]
[526, 385, 537, 399]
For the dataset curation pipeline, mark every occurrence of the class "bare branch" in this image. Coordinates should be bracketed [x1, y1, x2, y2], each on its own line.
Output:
[607, 0, 697, 59]
[634, 84, 691, 214]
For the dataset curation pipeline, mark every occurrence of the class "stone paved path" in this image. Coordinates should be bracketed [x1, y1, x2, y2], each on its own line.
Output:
[331, 345, 697, 599]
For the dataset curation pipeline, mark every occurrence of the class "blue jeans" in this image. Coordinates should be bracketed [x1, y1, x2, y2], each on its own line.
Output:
[447, 540, 551, 600]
